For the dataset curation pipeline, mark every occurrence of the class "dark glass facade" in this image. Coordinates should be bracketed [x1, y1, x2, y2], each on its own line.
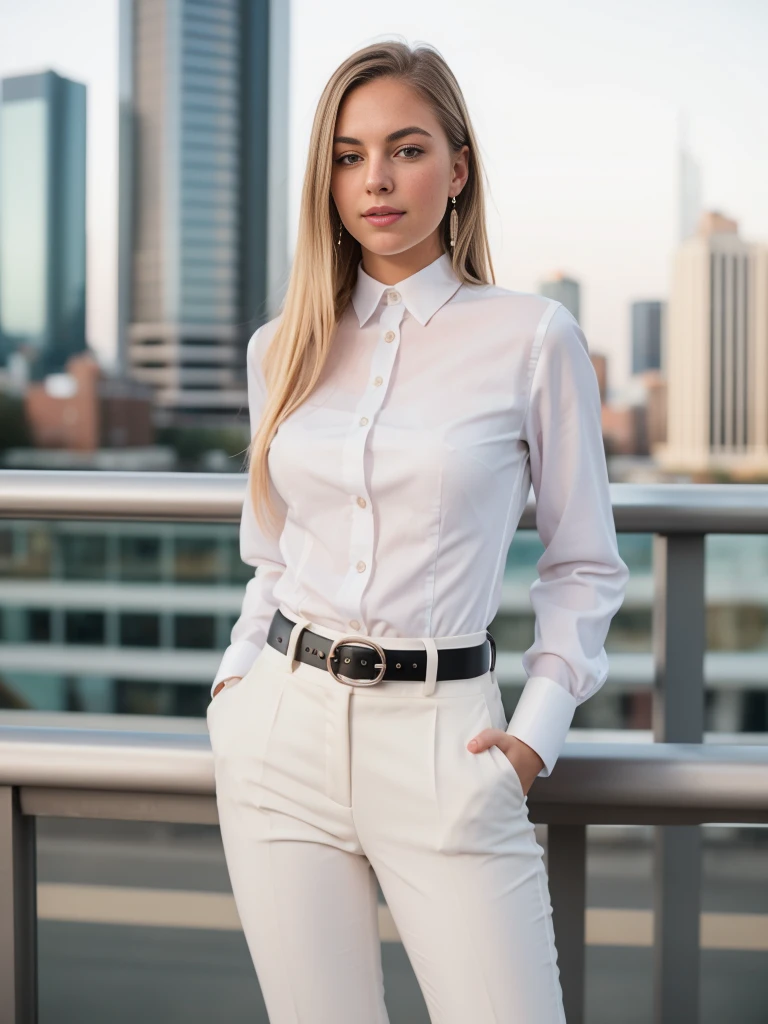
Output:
[0, 70, 87, 377]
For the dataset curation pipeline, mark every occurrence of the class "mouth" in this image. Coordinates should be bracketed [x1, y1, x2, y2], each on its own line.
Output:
[362, 210, 405, 226]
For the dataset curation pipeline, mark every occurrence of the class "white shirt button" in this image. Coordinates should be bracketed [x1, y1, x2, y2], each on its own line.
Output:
[386, 289, 401, 304]
[349, 619, 361, 630]
[384, 330, 395, 342]
[359, 416, 368, 426]
[373, 375, 383, 387]
[356, 496, 367, 508]
[356, 560, 366, 572]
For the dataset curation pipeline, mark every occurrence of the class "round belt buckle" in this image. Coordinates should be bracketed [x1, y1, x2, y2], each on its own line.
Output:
[327, 635, 387, 686]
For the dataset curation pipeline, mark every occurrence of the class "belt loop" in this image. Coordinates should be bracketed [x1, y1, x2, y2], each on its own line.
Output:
[421, 637, 438, 697]
[285, 616, 312, 672]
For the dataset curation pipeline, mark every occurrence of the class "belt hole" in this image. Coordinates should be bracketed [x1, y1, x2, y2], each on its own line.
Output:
[361, 659, 367, 666]
[412, 662, 417, 668]
[344, 657, 351, 664]
[396, 663, 401, 669]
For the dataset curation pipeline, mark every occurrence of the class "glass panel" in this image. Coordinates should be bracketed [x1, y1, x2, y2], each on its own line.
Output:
[119, 536, 162, 582]
[174, 537, 220, 583]
[27, 608, 51, 641]
[119, 614, 160, 648]
[60, 534, 107, 580]
[64, 611, 105, 645]
[0, 524, 52, 578]
[174, 614, 216, 649]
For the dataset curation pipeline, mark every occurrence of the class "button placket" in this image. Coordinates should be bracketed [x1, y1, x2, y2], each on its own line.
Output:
[337, 298, 404, 625]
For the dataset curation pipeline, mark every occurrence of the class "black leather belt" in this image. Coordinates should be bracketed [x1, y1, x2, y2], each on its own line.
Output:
[267, 608, 496, 686]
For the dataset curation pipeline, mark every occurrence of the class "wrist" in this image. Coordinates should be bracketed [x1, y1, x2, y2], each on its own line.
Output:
[506, 735, 545, 782]
[213, 675, 242, 697]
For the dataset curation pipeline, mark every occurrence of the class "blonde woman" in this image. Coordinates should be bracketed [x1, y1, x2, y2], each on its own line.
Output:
[206, 38, 629, 1024]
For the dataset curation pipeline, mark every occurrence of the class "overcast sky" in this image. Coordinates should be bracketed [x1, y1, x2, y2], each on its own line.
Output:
[1, 0, 766, 398]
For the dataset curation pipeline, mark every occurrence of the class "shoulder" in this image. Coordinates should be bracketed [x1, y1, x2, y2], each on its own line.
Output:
[453, 281, 569, 341]
[246, 313, 284, 368]
[533, 301, 589, 369]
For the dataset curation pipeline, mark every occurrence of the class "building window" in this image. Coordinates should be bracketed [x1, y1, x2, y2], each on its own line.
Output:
[173, 614, 215, 649]
[119, 536, 162, 582]
[174, 537, 220, 582]
[27, 609, 51, 642]
[60, 535, 107, 580]
[120, 614, 160, 647]
[65, 611, 105, 645]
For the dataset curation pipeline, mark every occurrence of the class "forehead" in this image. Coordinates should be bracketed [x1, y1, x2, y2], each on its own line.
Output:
[334, 78, 437, 138]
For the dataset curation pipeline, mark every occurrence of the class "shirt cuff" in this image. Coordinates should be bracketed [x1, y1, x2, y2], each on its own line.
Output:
[210, 640, 263, 698]
[505, 674, 578, 778]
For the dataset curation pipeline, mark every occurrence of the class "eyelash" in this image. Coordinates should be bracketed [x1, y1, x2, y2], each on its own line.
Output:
[334, 145, 424, 166]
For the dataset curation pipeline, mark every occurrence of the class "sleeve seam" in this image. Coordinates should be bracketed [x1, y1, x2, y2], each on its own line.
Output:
[521, 300, 563, 444]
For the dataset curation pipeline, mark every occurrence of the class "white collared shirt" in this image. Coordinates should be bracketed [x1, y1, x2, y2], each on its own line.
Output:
[213, 251, 629, 777]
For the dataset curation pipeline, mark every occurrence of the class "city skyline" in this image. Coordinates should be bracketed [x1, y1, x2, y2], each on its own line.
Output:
[1, 0, 767, 400]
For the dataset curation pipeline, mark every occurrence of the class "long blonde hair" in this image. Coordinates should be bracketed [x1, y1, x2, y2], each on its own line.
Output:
[249, 39, 496, 534]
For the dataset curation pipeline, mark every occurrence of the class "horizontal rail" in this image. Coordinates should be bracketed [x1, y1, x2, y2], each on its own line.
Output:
[2, 726, 768, 824]
[4, 470, 768, 532]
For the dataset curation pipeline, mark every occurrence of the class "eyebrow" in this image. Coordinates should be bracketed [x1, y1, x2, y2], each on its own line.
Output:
[332, 126, 433, 145]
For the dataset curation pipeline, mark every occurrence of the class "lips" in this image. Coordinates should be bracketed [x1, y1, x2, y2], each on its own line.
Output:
[363, 207, 404, 216]
[363, 210, 405, 226]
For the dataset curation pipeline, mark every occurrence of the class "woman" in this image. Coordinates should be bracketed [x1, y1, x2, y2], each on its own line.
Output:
[206, 38, 629, 1024]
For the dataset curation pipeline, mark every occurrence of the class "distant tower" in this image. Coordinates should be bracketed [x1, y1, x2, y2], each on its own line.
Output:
[118, 0, 290, 428]
[657, 211, 768, 472]
[631, 300, 665, 374]
[678, 111, 702, 244]
[0, 70, 87, 378]
[539, 271, 580, 323]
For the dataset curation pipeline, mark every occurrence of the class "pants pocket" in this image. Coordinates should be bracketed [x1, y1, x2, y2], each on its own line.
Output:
[480, 683, 526, 803]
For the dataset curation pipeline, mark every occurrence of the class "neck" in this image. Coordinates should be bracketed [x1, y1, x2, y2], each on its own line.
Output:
[360, 237, 444, 285]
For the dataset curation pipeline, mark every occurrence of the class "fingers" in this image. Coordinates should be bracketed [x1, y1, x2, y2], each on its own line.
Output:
[467, 727, 506, 753]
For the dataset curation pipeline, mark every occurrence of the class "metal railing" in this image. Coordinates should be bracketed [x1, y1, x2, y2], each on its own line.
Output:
[3, 469, 768, 1024]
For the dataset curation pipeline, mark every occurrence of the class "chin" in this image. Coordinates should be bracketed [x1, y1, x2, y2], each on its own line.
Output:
[362, 238, 418, 257]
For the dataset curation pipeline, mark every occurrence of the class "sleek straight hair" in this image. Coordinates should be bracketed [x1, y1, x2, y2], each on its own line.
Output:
[248, 39, 495, 533]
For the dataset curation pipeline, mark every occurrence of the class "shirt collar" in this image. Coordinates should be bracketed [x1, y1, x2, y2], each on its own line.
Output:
[351, 252, 463, 328]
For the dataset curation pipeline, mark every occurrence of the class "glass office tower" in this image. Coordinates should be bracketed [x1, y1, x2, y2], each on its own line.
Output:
[0, 70, 87, 378]
[539, 272, 581, 324]
[118, 0, 289, 428]
[631, 300, 664, 375]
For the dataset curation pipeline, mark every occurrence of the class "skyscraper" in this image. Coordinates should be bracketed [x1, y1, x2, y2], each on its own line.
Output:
[538, 271, 580, 324]
[678, 111, 702, 244]
[0, 70, 87, 378]
[631, 300, 665, 375]
[656, 211, 768, 473]
[117, 0, 289, 428]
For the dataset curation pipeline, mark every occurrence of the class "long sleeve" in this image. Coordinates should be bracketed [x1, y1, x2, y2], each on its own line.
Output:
[505, 302, 630, 776]
[211, 325, 288, 697]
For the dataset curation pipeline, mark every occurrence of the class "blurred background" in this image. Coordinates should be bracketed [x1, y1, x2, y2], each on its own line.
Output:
[0, 0, 767, 1021]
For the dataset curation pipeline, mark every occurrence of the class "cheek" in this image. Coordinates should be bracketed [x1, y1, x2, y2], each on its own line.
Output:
[404, 167, 448, 217]
[330, 174, 352, 216]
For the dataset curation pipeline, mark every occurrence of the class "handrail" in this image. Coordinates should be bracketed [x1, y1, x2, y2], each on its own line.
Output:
[3, 468, 768, 532]
[2, 725, 768, 817]
[4, 470, 768, 1023]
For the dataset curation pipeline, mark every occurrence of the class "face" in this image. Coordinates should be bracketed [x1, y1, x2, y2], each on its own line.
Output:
[330, 76, 469, 278]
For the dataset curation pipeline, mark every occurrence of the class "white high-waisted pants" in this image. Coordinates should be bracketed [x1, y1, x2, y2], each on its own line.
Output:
[207, 621, 566, 1024]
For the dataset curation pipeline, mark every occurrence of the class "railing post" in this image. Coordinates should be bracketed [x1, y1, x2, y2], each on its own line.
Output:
[547, 823, 587, 1024]
[652, 534, 705, 1024]
[0, 787, 37, 1024]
